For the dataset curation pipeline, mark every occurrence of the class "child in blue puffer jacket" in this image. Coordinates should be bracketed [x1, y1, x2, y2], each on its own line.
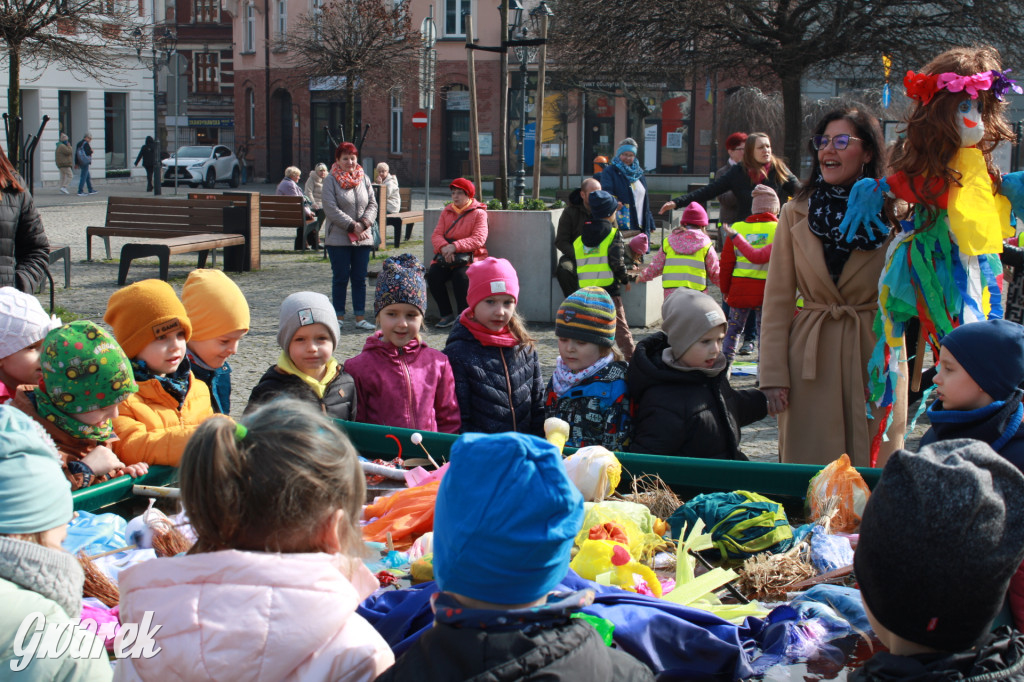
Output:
[442, 257, 545, 435]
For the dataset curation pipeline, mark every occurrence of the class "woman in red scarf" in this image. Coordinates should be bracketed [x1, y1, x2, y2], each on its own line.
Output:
[322, 142, 378, 330]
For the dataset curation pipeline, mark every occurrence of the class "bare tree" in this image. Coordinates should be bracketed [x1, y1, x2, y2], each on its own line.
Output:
[548, 0, 1024, 173]
[0, 0, 139, 162]
[279, 0, 422, 137]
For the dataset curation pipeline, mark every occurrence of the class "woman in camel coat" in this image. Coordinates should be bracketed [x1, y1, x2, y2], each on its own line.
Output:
[760, 109, 906, 468]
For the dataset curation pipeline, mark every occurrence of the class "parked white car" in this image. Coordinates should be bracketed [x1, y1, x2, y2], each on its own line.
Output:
[162, 145, 241, 188]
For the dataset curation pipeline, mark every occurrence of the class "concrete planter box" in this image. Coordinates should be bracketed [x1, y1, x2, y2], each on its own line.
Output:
[423, 207, 662, 326]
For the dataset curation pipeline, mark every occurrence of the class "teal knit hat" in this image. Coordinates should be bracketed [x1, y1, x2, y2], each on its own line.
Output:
[0, 404, 72, 534]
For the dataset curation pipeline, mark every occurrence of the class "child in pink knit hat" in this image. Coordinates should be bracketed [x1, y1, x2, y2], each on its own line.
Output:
[637, 202, 720, 299]
[441, 257, 545, 435]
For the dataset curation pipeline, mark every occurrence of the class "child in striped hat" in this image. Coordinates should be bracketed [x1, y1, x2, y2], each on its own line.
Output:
[543, 287, 633, 451]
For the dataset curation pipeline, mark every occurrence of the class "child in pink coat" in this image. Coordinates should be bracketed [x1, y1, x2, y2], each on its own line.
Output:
[115, 400, 394, 682]
[637, 202, 720, 298]
[345, 254, 460, 433]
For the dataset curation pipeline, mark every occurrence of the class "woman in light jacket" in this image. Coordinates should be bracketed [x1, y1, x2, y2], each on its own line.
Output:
[304, 162, 328, 248]
[323, 142, 378, 331]
[759, 108, 906, 468]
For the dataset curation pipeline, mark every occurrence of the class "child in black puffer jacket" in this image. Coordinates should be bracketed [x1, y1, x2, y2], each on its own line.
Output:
[443, 257, 544, 435]
[627, 288, 766, 459]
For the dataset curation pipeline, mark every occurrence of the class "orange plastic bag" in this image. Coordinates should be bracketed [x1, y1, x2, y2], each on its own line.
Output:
[805, 454, 871, 533]
[362, 481, 440, 550]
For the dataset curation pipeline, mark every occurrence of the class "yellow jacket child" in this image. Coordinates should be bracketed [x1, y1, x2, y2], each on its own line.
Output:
[104, 279, 215, 466]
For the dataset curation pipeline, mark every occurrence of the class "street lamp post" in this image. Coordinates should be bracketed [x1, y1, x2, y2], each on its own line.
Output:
[133, 26, 176, 196]
[509, 1, 552, 205]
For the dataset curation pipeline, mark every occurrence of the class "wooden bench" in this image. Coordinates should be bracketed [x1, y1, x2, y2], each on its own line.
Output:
[380, 185, 423, 249]
[258, 195, 318, 251]
[85, 196, 248, 284]
[47, 243, 71, 289]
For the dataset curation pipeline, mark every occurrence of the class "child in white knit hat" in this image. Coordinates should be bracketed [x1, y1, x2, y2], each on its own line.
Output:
[0, 288, 59, 404]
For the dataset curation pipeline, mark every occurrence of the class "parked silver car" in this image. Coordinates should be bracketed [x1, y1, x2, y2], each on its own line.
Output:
[162, 145, 241, 188]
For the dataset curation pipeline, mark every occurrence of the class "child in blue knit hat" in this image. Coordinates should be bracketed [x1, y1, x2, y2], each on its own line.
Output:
[921, 319, 1024, 470]
[377, 432, 654, 682]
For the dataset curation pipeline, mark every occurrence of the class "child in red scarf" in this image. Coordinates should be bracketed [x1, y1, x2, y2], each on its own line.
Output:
[441, 258, 545, 435]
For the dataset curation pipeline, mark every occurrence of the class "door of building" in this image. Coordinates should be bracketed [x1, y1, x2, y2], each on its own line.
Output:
[444, 86, 470, 179]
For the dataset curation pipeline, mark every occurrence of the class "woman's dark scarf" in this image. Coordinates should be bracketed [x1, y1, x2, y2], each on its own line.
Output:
[807, 173, 886, 282]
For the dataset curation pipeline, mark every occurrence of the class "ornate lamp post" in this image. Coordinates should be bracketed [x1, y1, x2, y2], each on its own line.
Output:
[131, 26, 176, 195]
[509, 0, 552, 204]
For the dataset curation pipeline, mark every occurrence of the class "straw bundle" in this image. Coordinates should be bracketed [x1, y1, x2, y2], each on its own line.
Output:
[77, 552, 119, 607]
[619, 474, 683, 520]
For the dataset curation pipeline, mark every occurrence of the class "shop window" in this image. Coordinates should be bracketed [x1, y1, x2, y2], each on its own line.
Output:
[103, 92, 127, 175]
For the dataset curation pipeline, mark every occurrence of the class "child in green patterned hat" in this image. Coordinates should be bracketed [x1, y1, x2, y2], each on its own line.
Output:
[10, 320, 144, 490]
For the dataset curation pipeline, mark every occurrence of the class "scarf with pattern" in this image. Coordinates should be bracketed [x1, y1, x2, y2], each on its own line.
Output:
[807, 173, 886, 283]
[551, 354, 613, 396]
[331, 162, 365, 190]
[132, 357, 192, 409]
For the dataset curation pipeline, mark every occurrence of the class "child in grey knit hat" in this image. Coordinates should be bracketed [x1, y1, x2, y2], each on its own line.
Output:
[245, 291, 356, 420]
[625, 289, 767, 459]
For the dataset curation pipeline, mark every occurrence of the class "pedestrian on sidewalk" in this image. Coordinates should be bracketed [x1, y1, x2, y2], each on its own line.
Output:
[134, 136, 156, 192]
[54, 133, 73, 194]
[75, 133, 96, 196]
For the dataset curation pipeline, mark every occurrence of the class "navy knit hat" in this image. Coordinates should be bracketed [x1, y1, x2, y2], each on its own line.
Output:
[433, 432, 584, 605]
[588, 190, 618, 220]
[940, 319, 1024, 400]
[855, 439, 1024, 652]
[375, 254, 427, 317]
[556, 287, 615, 347]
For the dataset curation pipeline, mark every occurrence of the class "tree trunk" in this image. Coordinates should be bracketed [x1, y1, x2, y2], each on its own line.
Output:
[780, 70, 804, 177]
[7, 46, 21, 165]
[345, 77, 356, 145]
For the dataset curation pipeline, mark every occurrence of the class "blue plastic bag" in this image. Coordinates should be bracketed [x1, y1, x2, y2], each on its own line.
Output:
[63, 510, 126, 557]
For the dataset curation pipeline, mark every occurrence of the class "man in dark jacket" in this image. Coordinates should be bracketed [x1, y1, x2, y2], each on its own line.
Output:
[377, 432, 654, 682]
[76, 133, 96, 196]
[851, 439, 1024, 681]
[554, 177, 600, 297]
[134, 136, 156, 192]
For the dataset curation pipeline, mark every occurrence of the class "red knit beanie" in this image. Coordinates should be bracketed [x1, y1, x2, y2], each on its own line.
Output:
[449, 177, 476, 199]
[680, 202, 708, 227]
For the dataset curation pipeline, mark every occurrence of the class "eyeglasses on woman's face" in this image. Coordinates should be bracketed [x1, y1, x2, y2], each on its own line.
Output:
[811, 134, 862, 151]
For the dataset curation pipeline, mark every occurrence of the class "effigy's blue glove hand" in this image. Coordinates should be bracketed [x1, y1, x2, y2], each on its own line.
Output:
[1000, 172, 1024, 218]
[839, 177, 890, 244]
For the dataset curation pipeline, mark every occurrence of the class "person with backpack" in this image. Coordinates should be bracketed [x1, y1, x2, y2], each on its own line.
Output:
[75, 133, 96, 196]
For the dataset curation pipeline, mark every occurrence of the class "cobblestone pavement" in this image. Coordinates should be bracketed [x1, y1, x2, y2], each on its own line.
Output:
[30, 180, 928, 462]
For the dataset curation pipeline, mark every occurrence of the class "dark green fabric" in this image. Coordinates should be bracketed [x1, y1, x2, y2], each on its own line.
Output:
[668, 490, 794, 562]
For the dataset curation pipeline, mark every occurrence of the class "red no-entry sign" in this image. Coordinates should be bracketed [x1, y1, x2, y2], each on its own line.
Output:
[411, 112, 428, 129]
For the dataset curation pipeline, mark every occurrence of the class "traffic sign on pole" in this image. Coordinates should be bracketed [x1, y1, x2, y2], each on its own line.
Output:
[411, 112, 428, 129]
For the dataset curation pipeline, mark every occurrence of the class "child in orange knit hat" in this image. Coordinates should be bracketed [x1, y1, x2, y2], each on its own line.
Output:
[104, 279, 215, 466]
[181, 269, 250, 415]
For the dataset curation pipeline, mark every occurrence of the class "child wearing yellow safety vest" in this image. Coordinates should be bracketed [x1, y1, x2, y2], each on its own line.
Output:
[720, 185, 779, 360]
[637, 202, 720, 299]
[572, 190, 634, 360]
